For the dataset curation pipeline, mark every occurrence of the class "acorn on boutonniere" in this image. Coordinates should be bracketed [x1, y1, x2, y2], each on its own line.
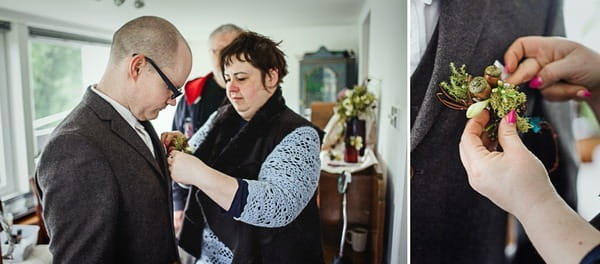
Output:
[484, 65, 502, 87]
[469, 76, 491, 100]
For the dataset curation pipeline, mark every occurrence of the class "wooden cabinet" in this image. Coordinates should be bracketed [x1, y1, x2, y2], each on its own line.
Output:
[318, 166, 386, 263]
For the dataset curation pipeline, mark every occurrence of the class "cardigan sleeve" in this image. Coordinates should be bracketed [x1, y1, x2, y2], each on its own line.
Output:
[234, 126, 321, 227]
[581, 244, 600, 264]
[188, 111, 218, 152]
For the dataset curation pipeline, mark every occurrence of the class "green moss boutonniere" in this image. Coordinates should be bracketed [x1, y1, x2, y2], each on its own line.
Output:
[437, 63, 531, 140]
[171, 134, 193, 154]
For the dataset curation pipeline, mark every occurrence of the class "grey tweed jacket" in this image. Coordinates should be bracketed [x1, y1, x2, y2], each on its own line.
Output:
[35, 88, 179, 264]
[411, 0, 578, 263]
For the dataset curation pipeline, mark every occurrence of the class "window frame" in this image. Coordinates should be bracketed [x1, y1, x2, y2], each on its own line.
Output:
[0, 11, 112, 217]
[0, 28, 19, 198]
[28, 34, 110, 155]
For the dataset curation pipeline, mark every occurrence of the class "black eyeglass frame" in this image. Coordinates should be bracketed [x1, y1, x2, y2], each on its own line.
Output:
[132, 53, 182, 99]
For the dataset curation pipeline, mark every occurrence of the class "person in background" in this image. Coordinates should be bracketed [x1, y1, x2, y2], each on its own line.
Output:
[460, 36, 600, 264]
[171, 23, 244, 234]
[162, 31, 324, 263]
[35, 16, 192, 263]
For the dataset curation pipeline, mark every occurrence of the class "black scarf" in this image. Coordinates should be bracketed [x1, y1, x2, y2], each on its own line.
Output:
[194, 88, 287, 178]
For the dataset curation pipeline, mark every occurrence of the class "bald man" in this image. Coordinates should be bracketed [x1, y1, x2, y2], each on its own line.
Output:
[35, 16, 192, 263]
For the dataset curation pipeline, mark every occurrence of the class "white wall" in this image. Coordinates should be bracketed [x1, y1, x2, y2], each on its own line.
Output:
[358, 0, 407, 263]
[152, 24, 359, 134]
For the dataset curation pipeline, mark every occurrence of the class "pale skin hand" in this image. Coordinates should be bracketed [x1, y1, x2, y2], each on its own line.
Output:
[459, 110, 600, 263]
[459, 110, 553, 215]
[161, 131, 238, 211]
[504, 36, 600, 119]
[161, 131, 198, 229]
[166, 150, 238, 211]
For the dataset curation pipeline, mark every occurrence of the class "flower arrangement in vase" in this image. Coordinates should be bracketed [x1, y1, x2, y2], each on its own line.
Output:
[334, 85, 376, 163]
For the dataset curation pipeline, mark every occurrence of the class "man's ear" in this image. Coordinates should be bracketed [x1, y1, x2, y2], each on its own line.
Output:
[129, 54, 145, 81]
[265, 68, 279, 91]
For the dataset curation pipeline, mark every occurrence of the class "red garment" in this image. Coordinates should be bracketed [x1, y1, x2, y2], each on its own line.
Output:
[184, 72, 214, 106]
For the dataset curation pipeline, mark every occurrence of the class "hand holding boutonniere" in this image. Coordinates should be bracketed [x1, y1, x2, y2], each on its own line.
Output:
[160, 131, 193, 155]
[437, 62, 532, 140]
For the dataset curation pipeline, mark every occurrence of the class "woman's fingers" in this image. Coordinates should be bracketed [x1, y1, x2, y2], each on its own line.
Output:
[540, 82, 590, 101]
[496, 111, 525, 153]
[505, 58, 541, 85]
[503, 37, 592, 102]
[459, 110, 491, 171]
[505, 39, 573, 87]
[532, 53, 584, 89]
[504, 36, 573, 72]
[504, 36, 547, 73]
[161, 132, 173, 145]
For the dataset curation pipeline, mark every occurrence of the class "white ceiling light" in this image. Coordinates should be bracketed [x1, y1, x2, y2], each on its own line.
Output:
[134, 0, 144, 8]
[101, 0, 144, 8]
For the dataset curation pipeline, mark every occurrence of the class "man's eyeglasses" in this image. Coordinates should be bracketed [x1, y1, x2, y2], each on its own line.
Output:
[132, 53, 182, 99]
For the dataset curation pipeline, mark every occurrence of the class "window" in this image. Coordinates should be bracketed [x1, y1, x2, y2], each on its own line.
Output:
[0, 20, 111, 217]
[29, 32, 110, 155]
[0, 26, 17, 196]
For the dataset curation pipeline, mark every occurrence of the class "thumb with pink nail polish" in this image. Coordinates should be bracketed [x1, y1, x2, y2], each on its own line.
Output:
[506, 110, 517, 125]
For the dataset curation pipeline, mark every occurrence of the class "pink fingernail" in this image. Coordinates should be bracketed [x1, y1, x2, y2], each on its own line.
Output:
[506, 110, 517, 125]
[577, 89, 592, 98]
[529, 76, 543, 89]
[504, 65, 511, 73]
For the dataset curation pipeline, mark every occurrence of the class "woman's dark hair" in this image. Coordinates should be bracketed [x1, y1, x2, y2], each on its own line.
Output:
[220, 31, 288, 88]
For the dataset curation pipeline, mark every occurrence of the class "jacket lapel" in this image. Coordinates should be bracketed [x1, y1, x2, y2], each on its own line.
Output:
[141, 120, 170, 183]
[410, 0, 487, 150]
[82, 88, 165, 180]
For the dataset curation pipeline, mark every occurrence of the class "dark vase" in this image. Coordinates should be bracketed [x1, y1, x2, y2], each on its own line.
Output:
[344, 117, 366, 163]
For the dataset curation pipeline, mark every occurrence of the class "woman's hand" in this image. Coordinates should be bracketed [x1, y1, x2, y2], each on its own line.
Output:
[167, 150, 204, 186]
[504, 36, 600, 118]
[505, 36, 600, 99]
[160, 131, 185, 152]
[461, 110, 600, 264]
[167, 150, 238, 211]
[459, 110, 557, 218]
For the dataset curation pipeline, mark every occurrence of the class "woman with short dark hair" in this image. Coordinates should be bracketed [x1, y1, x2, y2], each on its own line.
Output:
[162, 31, 324, 264]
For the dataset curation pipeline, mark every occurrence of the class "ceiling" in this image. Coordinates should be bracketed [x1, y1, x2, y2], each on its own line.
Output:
[0, 0, 365, 37]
